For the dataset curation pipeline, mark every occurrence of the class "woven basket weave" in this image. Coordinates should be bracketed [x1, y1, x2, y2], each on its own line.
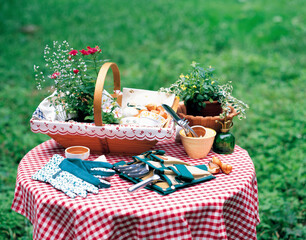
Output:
[176, 102, 239, 133]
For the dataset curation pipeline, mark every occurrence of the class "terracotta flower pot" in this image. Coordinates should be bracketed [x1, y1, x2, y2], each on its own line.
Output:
[177, 102, 239, 133]
[186, 100, 222, 117]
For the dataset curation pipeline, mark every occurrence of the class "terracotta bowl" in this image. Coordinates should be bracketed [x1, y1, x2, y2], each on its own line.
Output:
[65, 146, 90, 160]
[177, 102, 239, 132]
[179, 126, 216, 159]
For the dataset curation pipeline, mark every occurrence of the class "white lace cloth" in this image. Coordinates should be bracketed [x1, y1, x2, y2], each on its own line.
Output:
[30, 118, 175, 140]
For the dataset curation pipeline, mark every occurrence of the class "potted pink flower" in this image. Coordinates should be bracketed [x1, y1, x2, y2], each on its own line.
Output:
[34, 41, 121, 123]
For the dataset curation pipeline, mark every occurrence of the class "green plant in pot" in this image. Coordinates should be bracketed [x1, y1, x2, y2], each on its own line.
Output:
[160, 62, 248, 120]
[34, 40, 120, 124]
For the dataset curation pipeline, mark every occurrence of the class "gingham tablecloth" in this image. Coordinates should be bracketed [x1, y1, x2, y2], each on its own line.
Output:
[12, 139, 260, 240]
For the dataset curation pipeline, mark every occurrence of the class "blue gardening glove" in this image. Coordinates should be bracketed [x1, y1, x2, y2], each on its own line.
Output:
[32, 154, 99, 198]
[59, 158, 116, 188]
[32, 155, 114, 198]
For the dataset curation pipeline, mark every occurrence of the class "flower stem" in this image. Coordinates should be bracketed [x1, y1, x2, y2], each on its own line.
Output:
[93, 55, 98, 76]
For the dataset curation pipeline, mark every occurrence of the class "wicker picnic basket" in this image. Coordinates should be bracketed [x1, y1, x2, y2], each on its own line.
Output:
[31, 62, 179, 155]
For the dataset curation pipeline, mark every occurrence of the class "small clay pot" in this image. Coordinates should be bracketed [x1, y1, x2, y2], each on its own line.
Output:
[65, 146, 90, 160]
[179, 126, 216, 159]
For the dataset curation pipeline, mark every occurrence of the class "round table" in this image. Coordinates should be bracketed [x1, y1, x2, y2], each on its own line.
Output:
[12, 139, 260, 240]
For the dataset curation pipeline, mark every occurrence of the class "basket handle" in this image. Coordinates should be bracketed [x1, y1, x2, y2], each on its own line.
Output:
[94, 62, 121, 126]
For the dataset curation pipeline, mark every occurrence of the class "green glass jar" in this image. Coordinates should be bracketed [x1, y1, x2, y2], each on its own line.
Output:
[213, 119, 235, 154]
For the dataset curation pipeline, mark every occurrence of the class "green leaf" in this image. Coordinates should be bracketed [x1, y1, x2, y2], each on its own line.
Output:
[197, 95, 204, 101]
[208, 86, 215, 92]
[84, 115, 94, 121]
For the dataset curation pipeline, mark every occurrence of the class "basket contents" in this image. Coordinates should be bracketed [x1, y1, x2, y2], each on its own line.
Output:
[119, 88, 176, 127]
[32, 89, 120, 123]
[32, 88, 172, 128]
[120, 103, 168, 127]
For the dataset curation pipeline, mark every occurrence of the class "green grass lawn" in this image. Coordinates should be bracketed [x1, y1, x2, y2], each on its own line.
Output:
[1, 0, 305, 239]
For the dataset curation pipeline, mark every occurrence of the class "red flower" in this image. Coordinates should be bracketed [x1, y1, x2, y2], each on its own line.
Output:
[50, 72, 60, 79]
[87, 46, 98, 54]
[80, 49, 90, 55]
[68, 50, 78, 56]
[73, 69, 79, 74]
[95, 46, 102, 52]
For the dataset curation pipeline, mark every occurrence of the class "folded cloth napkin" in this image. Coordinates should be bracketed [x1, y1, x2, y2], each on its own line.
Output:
[32, 91, 67, 121]
[32, 154, 115, 198]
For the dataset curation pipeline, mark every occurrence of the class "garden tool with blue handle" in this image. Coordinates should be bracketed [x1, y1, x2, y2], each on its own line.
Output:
[113, 150, 165, 177]
[115, 150, 214, 194]
[127, 160, 212, 193]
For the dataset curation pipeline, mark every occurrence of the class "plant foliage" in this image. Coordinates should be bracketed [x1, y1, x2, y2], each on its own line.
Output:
[160, 62, 249, 119]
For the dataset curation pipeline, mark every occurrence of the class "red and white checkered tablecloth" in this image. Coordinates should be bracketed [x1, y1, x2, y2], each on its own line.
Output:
[12, 139, 260, 240]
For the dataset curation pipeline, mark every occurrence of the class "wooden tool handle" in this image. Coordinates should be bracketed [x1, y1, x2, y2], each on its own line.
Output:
[94, 62, 121, 126]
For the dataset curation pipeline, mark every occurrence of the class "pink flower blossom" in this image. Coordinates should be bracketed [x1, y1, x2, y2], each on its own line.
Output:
[73, 69, 79, 74]
[68, 50, 78, 56]
[50, 72, 60, 79]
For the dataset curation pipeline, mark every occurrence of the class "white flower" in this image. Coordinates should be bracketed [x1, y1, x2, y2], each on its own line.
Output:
[102, 96, 112, 106]
[112, 107, 122, 118]
[102, 102, 112, 113]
